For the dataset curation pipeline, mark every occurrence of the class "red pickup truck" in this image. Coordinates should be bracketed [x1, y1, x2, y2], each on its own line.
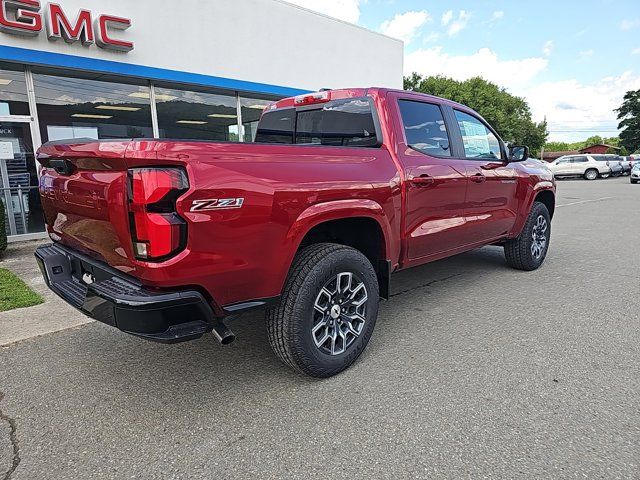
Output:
[35, 88, 555, 377]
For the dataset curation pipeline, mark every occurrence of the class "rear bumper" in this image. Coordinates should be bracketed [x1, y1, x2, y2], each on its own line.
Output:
[35, 243, 216, 343]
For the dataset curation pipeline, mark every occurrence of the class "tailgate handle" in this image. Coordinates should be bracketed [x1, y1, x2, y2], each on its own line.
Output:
[49, 159, 75, 176]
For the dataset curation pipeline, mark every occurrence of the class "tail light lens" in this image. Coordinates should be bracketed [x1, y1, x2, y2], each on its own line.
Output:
[128, 168, 189, 261]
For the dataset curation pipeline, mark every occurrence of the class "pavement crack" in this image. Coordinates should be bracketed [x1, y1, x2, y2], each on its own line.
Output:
[0, 392, 20, 480]
[389, 273, 464, 298]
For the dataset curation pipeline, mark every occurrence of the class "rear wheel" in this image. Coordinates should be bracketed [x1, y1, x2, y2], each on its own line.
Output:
[504, 202, 551, 271]
[266, 243, 379, 378]
[584, 169, 599, 180]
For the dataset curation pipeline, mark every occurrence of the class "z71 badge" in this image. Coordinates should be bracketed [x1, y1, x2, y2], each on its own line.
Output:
[190, 198, 245, 212]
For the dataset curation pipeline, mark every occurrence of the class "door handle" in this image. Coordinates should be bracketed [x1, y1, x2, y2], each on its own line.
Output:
[409, 174, 434, 187]
[470, 173, 486, 183]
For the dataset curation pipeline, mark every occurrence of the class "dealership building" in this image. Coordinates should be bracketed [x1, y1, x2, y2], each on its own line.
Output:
[0, 0, 403, 241]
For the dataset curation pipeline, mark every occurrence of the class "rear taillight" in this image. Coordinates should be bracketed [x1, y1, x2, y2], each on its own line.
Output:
[128, 168, 189, 261]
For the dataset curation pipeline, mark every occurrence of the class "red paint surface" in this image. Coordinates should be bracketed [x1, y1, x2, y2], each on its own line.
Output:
[37, 88, 555, 311]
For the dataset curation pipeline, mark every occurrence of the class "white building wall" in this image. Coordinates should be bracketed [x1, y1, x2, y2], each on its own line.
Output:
[0, 0, 404, 91]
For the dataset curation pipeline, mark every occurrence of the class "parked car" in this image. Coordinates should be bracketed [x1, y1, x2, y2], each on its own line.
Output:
[548, 155, 610, 180]
[620, 156, 633, 175]
[592, 154, 624, 177]
[631, 162, 640, 184]
[34, 88, 556, 378]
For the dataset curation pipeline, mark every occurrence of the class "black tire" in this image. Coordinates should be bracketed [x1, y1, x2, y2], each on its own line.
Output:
[266, 243, 379, 378]
[584, 169, 599, 180]
[632, 179, 638, 184]
[504, 202, 551, 271]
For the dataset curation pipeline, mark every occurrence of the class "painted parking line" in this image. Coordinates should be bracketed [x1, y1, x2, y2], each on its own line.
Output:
[556, 197, 614, 208]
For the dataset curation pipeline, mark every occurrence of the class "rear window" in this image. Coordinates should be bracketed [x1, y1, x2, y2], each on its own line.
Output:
[255, 97, 379, 147]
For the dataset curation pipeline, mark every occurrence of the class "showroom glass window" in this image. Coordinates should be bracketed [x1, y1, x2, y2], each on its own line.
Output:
[33, 71, 153, 142]
[239, 96, 278, 142]
[155, 86, 238, 141]
[0, 65, 29, 116]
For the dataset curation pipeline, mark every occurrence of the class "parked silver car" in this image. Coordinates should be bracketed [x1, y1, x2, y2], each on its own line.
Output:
[631, 162, 640, 184]
[592, 154, 624, 177]
[548, 155, 611, 180]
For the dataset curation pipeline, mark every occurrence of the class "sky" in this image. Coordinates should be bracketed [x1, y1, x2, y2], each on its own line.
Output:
[285, 0, 640, 143]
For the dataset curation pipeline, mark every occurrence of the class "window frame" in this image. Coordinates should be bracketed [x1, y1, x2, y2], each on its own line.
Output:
[396, 98, 453, 159]
[450, 107, 506, 161]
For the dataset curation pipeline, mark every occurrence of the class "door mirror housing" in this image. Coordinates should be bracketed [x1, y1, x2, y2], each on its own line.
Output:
[508, 145, 529, 162]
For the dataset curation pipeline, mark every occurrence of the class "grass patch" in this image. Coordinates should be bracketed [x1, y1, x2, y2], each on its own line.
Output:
[0, 268, 44, 312]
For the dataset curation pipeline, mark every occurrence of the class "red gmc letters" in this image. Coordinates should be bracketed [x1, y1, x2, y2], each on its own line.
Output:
[0, 0, 133, 52]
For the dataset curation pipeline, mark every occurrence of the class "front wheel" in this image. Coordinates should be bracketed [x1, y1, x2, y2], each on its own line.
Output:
[584, 169, 599, 180]
[504, 202, 551, 271]
[266, 243, 379, 378]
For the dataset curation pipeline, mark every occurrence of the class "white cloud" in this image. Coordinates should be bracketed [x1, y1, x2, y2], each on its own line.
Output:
[441, 10, 453, 26]
[405, 46, 548, 92]
[579, 49, 594, 60]
[620, 18, 640, 30]
[447, 10, 471, 36]
[632, 48, 640, 55]
[380, 10, 431, 44]
[527, 71, 640, 142]
[543, 40, 554, 56]
[491, 11, 504, 21]
[283, 0, 361, 24]
[423, 31, 440, 43]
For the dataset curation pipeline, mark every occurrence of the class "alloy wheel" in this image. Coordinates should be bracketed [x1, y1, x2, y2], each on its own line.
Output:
[531, 215, 548, 259]
[312, 272, 368, 356]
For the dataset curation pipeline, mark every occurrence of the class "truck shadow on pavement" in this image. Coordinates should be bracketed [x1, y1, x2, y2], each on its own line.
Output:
[54, 246, 515, 394]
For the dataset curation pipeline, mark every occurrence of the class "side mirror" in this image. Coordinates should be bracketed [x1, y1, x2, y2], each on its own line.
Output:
[508, 145, 529, 162]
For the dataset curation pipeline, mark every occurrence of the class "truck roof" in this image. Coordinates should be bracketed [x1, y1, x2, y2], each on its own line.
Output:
[268, 87, 470, 111]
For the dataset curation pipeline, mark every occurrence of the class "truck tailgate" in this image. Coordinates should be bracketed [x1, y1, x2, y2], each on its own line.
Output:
[37, 140, 135, 271]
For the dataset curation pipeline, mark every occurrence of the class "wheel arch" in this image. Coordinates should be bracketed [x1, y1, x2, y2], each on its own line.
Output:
[510, 182, 555, 238]
[284, 200, 395, 299]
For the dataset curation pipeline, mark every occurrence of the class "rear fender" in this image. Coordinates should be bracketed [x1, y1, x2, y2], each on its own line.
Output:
[280, 199, 396, 295]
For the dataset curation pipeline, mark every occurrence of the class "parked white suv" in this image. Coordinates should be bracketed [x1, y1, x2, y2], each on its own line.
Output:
[548, 155, 611, 180]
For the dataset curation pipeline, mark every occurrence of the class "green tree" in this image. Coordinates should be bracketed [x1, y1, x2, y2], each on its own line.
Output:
[583, 135, 604, 146]
[404, 74, 548, 154]
[544, 142, 571, 152]
[616, 89, 640, 153]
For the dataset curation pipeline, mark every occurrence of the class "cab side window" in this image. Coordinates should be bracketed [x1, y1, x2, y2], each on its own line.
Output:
[454, 110, 502, 160]
[398, 100, 451, 157]
[571, 156, 588, 163]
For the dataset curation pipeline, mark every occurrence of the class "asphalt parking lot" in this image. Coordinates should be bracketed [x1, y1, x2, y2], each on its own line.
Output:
[1, 176, 638, 479]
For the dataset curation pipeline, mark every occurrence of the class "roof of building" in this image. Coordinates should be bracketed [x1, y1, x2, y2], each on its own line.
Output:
[541, 150, 579, 160]
[579, 143, 620, 152]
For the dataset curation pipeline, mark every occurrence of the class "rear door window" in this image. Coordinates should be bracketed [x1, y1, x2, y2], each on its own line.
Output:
[571, 156, 588, 163]
[397, 100, 451, 157]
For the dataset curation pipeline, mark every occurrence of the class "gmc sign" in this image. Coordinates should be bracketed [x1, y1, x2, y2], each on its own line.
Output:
[0, 0, 133, 52]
